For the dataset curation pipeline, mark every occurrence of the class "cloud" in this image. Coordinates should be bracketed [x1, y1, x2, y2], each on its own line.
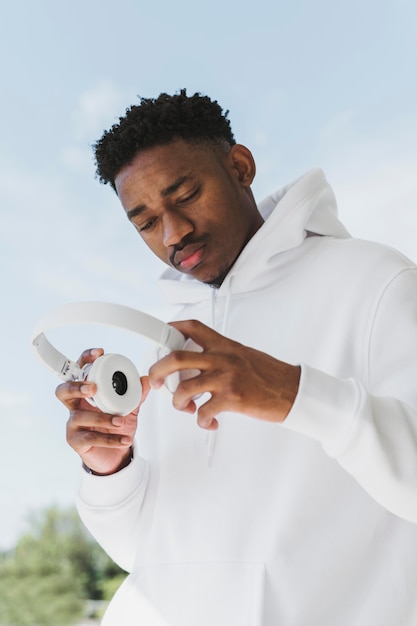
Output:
[61, 81, 133, 173]
[0, 389, 31, 410]
[0, 160, 81, 281]
[314, 109, 417, 261]
[0, 156, 164, 310]
[0, 388, 43, 433]
[247, 104, 417, 262]
[72, 81, 131, 141]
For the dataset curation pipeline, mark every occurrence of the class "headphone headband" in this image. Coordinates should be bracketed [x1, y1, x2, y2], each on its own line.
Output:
[31, 301, 185, 381]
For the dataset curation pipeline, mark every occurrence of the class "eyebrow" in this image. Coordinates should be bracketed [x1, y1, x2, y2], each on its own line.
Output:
[127, 175, 192, 220]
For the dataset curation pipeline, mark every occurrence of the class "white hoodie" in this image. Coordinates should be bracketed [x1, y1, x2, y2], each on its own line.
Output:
[77, 169, 417, 626]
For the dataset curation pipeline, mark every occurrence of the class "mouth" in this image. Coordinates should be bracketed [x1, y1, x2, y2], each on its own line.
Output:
[173, 243, 206, 272]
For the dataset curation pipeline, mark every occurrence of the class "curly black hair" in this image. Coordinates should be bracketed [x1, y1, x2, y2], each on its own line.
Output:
[94, 89, 236, 190]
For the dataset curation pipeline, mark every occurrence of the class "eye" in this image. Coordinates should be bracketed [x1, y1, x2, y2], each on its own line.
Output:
[178, 187, 200, 204]
[137, 217, 157, 233]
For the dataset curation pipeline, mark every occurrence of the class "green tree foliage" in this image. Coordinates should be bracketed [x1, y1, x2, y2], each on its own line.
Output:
[0, 506, 126, 626]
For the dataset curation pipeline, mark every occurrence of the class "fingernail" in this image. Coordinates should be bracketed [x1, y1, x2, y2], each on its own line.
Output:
[120, 436, 131, 445]
[81, 384, 94, 395]
[91, 348, 102, 356]
[112, 416, 123, 426]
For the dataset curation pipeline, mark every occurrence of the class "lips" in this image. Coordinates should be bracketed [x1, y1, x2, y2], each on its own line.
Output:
[173, 243, 206, 271]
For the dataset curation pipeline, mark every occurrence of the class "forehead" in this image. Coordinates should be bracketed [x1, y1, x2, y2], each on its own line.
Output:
[114, 139, 220, 199]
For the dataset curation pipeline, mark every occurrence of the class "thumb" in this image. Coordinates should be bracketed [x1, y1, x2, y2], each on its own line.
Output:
[139, 376, 151, 405]
[169, 319, 225, 350]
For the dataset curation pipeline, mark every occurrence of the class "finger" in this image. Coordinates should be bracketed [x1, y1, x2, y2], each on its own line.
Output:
[196, 399, 221, 430]
[173, 375, 225, 429]
[178, 389, 220, 430]
[68, 407, 124, 430]
[172, 373, 214, 411]
[76, 347, 104, 368]
[149, 350, 212, 390]
[169, 320, 227, 350]
[197, 413, 219, 430]
[139, 376, 151, 405]
[69, 429, 133, 454]
[55, 381, 97, 409]
[172, 397, 197, 414]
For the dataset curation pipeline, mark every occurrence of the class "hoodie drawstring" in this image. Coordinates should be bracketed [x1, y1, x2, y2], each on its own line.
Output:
[206, 277, 234, 466]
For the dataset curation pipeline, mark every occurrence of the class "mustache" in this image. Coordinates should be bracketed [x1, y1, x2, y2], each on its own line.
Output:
[169, 235, 207, 266]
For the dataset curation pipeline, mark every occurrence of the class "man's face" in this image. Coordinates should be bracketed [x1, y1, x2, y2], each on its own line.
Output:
[114, 139, 263, 286]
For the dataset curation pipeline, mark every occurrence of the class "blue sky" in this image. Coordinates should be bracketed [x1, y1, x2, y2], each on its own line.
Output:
[0, 0, 416, 549]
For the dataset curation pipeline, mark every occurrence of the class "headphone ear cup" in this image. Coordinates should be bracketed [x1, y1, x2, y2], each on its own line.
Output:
[179, 338, 203, 383]
[157, 339, 203, 394]
[82, 354, 142, 416]
[156, 346, 180, 394]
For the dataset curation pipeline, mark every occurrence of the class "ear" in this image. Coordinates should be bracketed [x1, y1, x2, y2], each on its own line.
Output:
[227, 144, 256, 187]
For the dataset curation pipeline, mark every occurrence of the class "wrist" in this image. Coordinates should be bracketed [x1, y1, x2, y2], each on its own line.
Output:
[82, 447, 134, 476]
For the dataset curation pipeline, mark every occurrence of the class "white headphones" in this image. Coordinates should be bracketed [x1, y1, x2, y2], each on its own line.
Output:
[31, 302, 187, 416]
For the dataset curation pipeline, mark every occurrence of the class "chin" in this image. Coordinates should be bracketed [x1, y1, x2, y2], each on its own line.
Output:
[202, 268, 230, 288]
[186, 258, 232, 288]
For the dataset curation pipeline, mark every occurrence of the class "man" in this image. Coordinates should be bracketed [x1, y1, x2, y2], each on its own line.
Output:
[57, 90, 417, 625]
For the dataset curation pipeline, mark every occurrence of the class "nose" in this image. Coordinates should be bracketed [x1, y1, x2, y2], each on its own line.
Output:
[162, 210, 194, 247]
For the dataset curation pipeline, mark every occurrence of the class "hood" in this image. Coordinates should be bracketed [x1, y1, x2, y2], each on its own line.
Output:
[159, 169, 351, 306]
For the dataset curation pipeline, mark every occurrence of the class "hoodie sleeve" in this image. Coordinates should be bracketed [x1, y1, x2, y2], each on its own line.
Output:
[76, 447, 149, 572]
[284, 267, 417, 523]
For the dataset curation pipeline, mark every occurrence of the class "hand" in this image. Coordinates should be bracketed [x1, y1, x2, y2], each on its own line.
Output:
[55, 348, 150, 475]
[149, 320, 300, 430]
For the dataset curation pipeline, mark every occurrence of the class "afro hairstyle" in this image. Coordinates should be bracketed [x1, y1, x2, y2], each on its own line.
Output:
[94, 89, 236, 190]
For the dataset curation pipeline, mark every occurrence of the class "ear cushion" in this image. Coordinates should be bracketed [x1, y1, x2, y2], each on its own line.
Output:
[82, 354, 142, 416]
